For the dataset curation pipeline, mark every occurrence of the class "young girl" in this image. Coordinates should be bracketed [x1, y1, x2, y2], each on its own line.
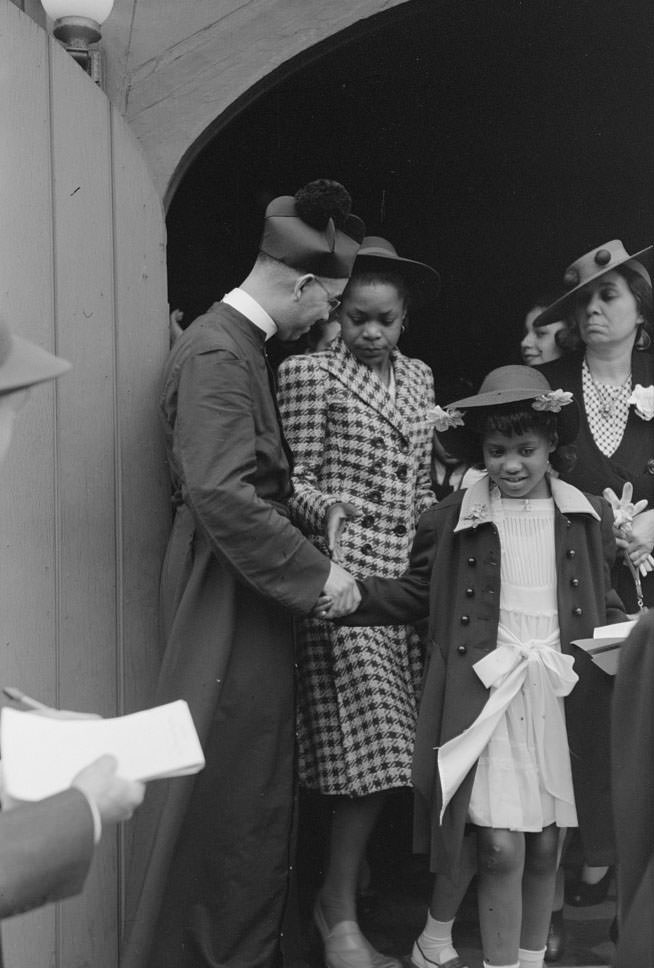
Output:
[323, 365, 625, 968]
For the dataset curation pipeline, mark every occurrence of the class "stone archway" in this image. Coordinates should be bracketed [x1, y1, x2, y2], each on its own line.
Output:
[103, 0, 415, 203]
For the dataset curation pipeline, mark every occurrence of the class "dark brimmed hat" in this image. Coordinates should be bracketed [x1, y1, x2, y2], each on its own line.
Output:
[0, 319, 70, 394]
[259, 180, 365, 278]
[351, 236, 441, 306]
[435, 365, 579, 456]
[534, 239, 653, 327]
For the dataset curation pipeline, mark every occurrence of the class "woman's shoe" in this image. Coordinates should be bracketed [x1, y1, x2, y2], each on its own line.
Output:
[313, 898, 402, 968]
[544, 909, 566, 962]
[565, 867, 614, 906]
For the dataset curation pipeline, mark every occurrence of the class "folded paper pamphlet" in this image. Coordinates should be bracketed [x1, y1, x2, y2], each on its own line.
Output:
[0, 699, 205, 801]
[571, 619, 638, 676]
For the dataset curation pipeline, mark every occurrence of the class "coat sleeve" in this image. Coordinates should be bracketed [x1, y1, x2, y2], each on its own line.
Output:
[277, 355, 341, 534]
[174, 350, 330, 614]
[612, 610, 654, 967]
[342, 509, 436, 626]
[0, 788, 94, 918]
[414, 362, 437, 519]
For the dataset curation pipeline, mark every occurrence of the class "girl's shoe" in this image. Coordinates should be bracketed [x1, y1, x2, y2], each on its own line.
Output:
[565, 867, 614, 906]
[313, 898, 402, 968]
[410, 938, 470, 968]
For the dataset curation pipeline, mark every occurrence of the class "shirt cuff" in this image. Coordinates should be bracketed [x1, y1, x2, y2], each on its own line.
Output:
[76, 789, 102, 844]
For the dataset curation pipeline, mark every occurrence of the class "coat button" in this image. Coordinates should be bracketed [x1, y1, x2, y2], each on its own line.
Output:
[465, 587, 474, 597]
[361, 515, 374, 528]
[368, 490, 382, 503]
[566, 549, 576, 559]
[460, 615, 470, 625]
[393, 523, 407, 536]
[457, 644, 467, 655]
[372, 436, 385, 448]
[648, 458, 654, 475]
[467, 556, 477, 566]
[396, 464, 408, 480]
[570, 577, 580, 587]
[362, 543, 373, 555]
[572, 606, 583, 616]
[371, 459, 384, 472]
[399, 440, 410, 454]
[566, 518, 572, 528]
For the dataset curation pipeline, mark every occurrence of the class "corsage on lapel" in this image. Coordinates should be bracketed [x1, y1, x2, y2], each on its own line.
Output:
[628, 384, 654, 421]
[427, 405, 464, 432]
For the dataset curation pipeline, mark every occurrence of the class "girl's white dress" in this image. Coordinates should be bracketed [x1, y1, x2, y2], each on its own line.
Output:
[466, 496, 579, 831]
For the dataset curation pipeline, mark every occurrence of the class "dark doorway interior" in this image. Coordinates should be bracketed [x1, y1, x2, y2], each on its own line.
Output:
[166, 0, 654, 387]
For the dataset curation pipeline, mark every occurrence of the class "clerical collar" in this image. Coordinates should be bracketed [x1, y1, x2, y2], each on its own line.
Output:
[222, 288, 278, 341]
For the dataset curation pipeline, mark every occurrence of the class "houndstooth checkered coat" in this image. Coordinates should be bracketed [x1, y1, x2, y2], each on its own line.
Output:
[277, 337, 436, 795]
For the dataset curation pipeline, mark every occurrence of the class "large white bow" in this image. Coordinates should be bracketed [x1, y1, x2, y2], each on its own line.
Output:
[437, 630, 578, 822]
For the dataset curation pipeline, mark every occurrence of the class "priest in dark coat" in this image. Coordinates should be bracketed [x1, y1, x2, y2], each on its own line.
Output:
[121, 181, 364, 968]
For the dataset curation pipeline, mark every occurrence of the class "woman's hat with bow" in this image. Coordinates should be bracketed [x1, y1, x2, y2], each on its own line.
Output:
[533, 239, 653, 327]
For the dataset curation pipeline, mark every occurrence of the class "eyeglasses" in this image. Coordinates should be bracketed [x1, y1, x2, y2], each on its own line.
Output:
[310, 277, 341, 312]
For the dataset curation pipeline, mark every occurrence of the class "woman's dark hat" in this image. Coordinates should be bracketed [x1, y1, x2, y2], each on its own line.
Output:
[434, 364, 579, 453]
[534, 239, 654, 327]
[259, 180, 365, 278]
[351, 236, 441, 305]
[0, 319, 70, 394]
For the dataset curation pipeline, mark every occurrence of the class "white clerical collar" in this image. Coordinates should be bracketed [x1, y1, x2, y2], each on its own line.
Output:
[222, 288, 278, 341]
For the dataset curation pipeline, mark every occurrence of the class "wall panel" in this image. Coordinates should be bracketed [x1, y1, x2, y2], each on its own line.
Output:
[0, 2, 169, 965]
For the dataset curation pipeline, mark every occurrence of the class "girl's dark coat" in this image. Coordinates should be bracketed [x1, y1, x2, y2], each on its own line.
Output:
[348, 476, 626, 874]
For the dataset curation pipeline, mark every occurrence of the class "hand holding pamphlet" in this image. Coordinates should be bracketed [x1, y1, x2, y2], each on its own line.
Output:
[0, 698, 205, 801]
[571, 619, 638, 675]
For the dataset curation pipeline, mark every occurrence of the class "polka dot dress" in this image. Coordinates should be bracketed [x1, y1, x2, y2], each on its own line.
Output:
[582, 359, 631, 456]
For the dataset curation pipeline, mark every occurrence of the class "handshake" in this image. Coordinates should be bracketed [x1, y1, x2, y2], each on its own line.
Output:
[313, 501, 363, 620]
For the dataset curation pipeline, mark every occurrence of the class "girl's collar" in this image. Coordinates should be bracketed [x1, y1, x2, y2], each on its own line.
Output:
[453, 473, 599, 532]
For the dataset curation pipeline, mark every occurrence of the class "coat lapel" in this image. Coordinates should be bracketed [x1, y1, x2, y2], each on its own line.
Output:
[321, 338, 410, 438]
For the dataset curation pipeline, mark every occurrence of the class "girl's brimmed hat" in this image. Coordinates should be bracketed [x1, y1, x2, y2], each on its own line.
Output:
[0, 319, 70, 394]
[534, 239, 653, 327]
[431, 364, 579, 456]
[351, 236, 441, 306]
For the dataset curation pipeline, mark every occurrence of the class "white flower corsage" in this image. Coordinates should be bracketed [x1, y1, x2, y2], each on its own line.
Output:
[531, 389, 574, 413]
[427, 405, 465, 432]
[628, 384, 654, 421]
[461, 503, 488, 527]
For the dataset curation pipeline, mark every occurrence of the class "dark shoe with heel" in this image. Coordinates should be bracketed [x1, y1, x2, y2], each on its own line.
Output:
[545, 909, 566, 962]
[565, 867, 614, 906]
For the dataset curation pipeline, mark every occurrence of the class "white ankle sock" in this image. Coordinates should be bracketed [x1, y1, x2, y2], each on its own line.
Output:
[416, 915, 457, 965]
[518, 947, 546, 968]
[482, 961, 520, 968]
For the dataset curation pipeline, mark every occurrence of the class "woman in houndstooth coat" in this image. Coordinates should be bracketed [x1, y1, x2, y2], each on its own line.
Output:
[277, 237, 440, 968]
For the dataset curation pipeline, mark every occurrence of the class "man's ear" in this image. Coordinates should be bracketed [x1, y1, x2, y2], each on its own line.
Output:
[293, 274, 314, 301]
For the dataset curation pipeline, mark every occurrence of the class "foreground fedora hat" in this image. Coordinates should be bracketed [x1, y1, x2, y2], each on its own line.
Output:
[259, 179, 365, 278]
[534, 239, 653, 327]
[437, 364, 579, 450]
[0, 319, 70, 394]
[352, 236, 441, 305]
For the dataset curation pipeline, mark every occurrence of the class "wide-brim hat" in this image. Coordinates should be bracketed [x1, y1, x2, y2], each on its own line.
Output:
[259, 182, 365, 278]
[534, 239, 654, 327]
[0, 320, 71, 394]
[351, 236, 441, 306]
[437, 364, 579, 456]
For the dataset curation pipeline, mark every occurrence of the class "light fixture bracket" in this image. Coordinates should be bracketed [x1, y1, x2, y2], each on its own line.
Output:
[51, 16, 104, 83]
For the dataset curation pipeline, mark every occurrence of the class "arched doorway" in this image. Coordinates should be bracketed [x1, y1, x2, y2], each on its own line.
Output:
[163, 1, 649, 958]
[166, 0, 654, 387]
